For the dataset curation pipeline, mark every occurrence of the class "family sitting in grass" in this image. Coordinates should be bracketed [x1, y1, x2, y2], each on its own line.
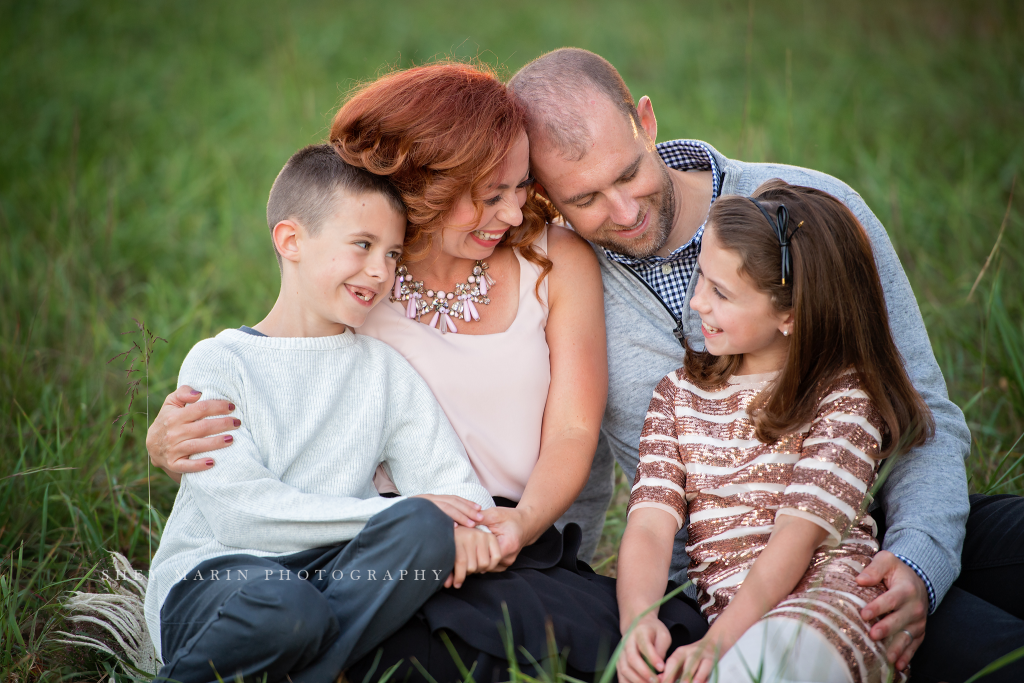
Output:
[143, 49, 1024, 683]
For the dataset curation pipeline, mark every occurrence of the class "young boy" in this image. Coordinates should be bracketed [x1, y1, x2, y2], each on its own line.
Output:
[144, 144, 499, 683]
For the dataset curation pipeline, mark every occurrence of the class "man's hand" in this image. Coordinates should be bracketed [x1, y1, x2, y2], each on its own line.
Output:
[617, 616, 672, 683]
[413, 494, 485, 528]
[444, 526, 502, 589]
[856, 550, 928, 671]
[479, 506, 530, 567]
[147, 386, 239, 479]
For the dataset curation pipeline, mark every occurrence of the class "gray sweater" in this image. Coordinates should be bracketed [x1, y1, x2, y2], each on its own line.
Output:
[598, 141, 970, 605]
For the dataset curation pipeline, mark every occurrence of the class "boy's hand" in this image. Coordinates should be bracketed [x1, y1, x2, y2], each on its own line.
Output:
[617, 615, 672, 683]
[444, 526, 501, 589]
[414, 494, 485, 528]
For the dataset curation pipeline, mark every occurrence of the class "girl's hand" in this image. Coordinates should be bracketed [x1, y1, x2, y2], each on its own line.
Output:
[661, 638, 719, 683]
[444, 526, 502, 588]
[413, 494, 485, 528]
[146, 386, 239, 480]
[479, 506, 530, 566]
[616, 615, 672, 683]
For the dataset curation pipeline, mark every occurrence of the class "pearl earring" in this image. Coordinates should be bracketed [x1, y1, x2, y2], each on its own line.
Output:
[783, 330, 790, 337]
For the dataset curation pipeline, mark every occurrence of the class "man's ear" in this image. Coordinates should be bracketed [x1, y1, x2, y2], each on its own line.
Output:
[272, 220, 303, 264]
[637, 96, 658, 144]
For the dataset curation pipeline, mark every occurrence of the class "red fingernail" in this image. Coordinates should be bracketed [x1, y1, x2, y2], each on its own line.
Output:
[190, 390, 201, 395]
[228, 403, 236, 411]
[206, 460, 215, 467]
[224, 435, 233, 443]
[233, 418, 241, 427]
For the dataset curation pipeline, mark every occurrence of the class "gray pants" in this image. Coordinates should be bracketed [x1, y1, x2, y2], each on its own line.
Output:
[156, 498, 454, 683]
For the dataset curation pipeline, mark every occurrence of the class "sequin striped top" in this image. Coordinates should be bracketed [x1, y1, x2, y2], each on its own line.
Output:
[629, 369, 899, 682]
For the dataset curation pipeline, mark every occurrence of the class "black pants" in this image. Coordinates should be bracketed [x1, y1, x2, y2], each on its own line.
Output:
[912, 494, 1024, 683]
[156, 498, 455, 683]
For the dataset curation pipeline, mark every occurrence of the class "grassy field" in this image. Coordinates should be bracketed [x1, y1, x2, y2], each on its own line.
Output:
[1, 0, 1022, 678]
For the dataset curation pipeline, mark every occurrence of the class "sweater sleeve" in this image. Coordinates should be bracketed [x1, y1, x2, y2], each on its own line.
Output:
[178, 340, 399, 553]
[841, 187, 970, 604]
[777, 374, 884, 547]
[627, 372, 687, 529]
[377, 349, 495, 511]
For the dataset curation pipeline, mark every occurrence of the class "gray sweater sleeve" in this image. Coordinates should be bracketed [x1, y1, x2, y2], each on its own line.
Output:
[839, 186, 971, 603]
[178, 342, 400, 553]
[378, 350, 495, 510]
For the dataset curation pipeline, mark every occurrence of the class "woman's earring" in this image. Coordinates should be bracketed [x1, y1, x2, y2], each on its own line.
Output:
[783, 330, 790, 337]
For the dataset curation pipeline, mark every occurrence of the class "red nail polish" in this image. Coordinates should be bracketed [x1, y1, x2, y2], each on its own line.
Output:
[206, 460, 215, 467]
[233, 419, 241, 427]
[228, 403, 236, 411]
[224, 435, 233, 443]
[190, 390, 201, 395]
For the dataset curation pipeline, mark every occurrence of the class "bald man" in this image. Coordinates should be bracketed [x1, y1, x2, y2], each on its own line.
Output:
[510, 48, 1023, 682]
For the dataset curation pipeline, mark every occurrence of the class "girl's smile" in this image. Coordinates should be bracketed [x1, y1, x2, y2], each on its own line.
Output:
[690, 223, 794, 375]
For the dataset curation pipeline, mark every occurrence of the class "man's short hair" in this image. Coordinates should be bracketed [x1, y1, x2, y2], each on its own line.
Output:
[508, 48, 640, 162]
[266, 144, 405, 265]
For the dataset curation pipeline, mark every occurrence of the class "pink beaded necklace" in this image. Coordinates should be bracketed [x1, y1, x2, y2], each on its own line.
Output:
[390, 261, 495, 334]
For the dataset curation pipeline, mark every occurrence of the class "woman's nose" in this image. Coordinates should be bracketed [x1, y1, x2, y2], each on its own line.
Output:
[496, 195, 524, 227]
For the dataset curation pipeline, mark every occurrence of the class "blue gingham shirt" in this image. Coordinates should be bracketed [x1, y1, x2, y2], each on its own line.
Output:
[604, 138, 939, 612]
[603, 140, 722, 321]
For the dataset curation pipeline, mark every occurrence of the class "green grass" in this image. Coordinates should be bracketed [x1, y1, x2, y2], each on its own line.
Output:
[1, 0, 1022, 678]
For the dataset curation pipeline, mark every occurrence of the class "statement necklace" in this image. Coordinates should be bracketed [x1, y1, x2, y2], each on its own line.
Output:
[391, 261, 495, 334]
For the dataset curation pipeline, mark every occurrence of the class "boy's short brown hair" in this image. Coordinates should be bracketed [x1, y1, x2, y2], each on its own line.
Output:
[266, 144, 405, 266]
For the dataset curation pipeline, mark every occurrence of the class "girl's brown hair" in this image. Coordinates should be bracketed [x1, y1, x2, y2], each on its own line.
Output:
[684, 179, 933, 456]
[329, 60, 555, 282]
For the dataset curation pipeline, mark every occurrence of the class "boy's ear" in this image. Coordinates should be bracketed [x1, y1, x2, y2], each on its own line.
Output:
[272, 220, 303, 264]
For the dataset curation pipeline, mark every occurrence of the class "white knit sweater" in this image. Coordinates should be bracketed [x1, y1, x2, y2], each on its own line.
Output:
[144, 328, 493, 654]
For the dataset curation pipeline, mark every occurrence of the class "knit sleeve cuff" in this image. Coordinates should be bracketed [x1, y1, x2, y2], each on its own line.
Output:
[882, 527, 959, 609]
[892, 553, 937, 614]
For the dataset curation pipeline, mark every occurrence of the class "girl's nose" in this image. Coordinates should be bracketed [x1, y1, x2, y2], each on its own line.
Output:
[690, 274, 710, 313]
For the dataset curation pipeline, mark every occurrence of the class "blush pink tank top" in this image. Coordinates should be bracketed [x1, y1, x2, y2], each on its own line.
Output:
[357, 230, 551, 502]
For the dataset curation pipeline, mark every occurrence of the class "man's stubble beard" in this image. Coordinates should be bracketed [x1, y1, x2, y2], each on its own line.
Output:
[590, 161, 676, 259]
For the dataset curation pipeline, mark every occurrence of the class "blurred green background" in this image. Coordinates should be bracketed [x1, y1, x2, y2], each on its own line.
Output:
[1, 0, 1022, 677]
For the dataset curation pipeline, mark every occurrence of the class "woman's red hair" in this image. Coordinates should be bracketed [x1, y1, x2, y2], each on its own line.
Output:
[330, 61, 554, 276]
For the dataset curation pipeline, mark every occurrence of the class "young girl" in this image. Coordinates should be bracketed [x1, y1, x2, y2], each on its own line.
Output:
[616, 179, 934, 683]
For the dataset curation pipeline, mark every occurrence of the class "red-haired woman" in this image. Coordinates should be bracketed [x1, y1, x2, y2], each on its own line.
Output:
[145, 62, 706, 681]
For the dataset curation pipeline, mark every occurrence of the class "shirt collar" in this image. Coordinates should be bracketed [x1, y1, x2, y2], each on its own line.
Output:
[603, 140, 720, 266]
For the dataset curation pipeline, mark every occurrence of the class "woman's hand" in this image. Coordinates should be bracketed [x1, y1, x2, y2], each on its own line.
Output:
[414, 494, 485, 528]
[146, 385, 240, 480]
[617, 615, 672, 683]
[479, 506, 530, 566]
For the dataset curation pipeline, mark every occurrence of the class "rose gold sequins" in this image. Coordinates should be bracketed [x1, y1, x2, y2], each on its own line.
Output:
[631, 369, 894, 680]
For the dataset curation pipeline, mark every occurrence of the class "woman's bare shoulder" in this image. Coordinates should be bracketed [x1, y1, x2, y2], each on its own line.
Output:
[544, 223, 598, 270]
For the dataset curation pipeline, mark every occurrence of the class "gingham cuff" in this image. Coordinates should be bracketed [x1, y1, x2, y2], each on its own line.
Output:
[893, 553, 937, 614]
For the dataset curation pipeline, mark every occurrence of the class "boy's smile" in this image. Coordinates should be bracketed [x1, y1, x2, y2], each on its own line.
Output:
[259, 190, 406, 338]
